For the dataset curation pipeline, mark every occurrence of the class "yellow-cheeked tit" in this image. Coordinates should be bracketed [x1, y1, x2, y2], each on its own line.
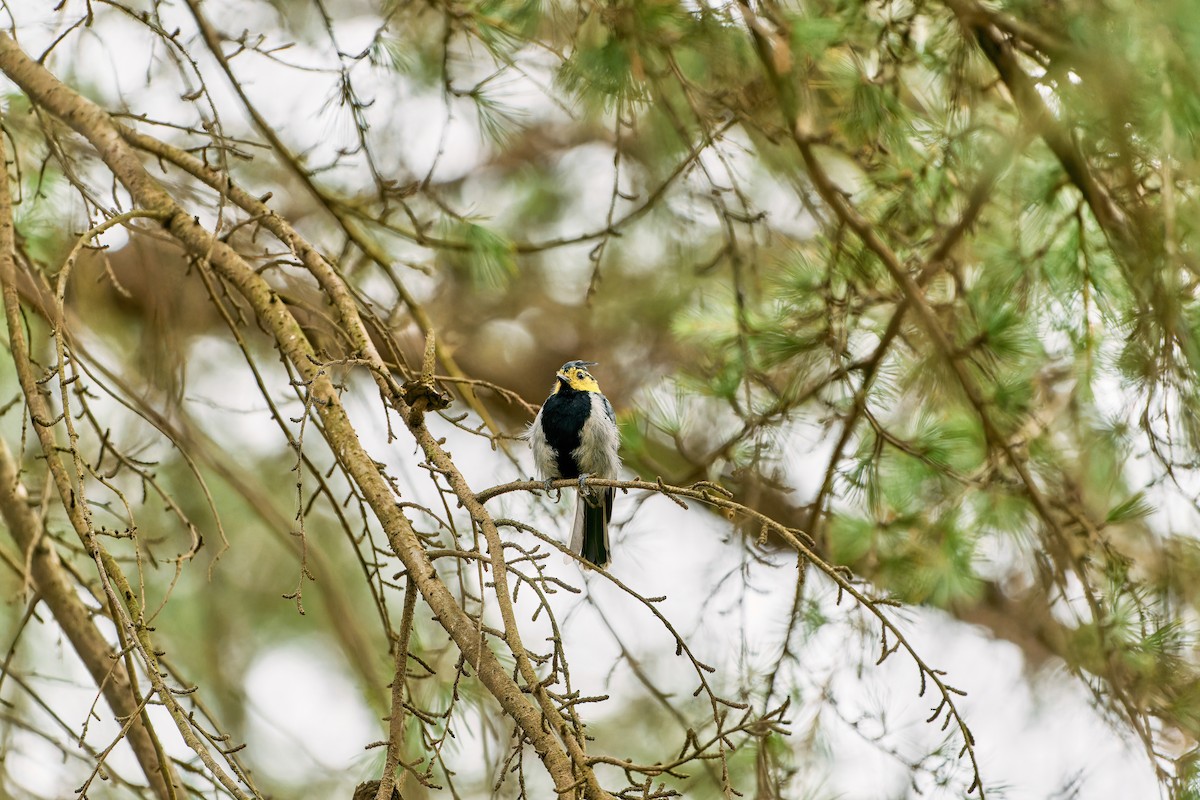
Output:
[529, 360, 621, 568]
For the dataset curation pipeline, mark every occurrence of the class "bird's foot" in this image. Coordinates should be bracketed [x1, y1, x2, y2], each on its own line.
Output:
[577, 473, 592, 496]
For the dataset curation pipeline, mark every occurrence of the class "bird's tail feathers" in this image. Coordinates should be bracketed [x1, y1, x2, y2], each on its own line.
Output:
[569, 487, 612, 569]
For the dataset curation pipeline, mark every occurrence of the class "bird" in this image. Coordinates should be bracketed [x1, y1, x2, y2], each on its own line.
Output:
[528, 360, 621, 568]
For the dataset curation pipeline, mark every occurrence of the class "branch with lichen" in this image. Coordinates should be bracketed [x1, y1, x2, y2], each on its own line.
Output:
[0, 29, 603, 799]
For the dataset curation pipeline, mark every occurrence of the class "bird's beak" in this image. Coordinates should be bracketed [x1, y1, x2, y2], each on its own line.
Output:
[556, 369, 570, 382]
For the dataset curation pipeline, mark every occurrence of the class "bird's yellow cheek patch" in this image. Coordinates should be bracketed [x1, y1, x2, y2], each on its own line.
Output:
[555, 370, 600, 393]
[571, 375, 600, 392]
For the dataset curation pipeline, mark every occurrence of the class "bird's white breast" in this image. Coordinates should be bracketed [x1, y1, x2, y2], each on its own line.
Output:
[528, 409, 560, 479]
[573, 393, 621, 478]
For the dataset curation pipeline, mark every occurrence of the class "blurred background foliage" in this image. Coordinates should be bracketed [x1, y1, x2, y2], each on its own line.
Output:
[3, 0, 1200, 797]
